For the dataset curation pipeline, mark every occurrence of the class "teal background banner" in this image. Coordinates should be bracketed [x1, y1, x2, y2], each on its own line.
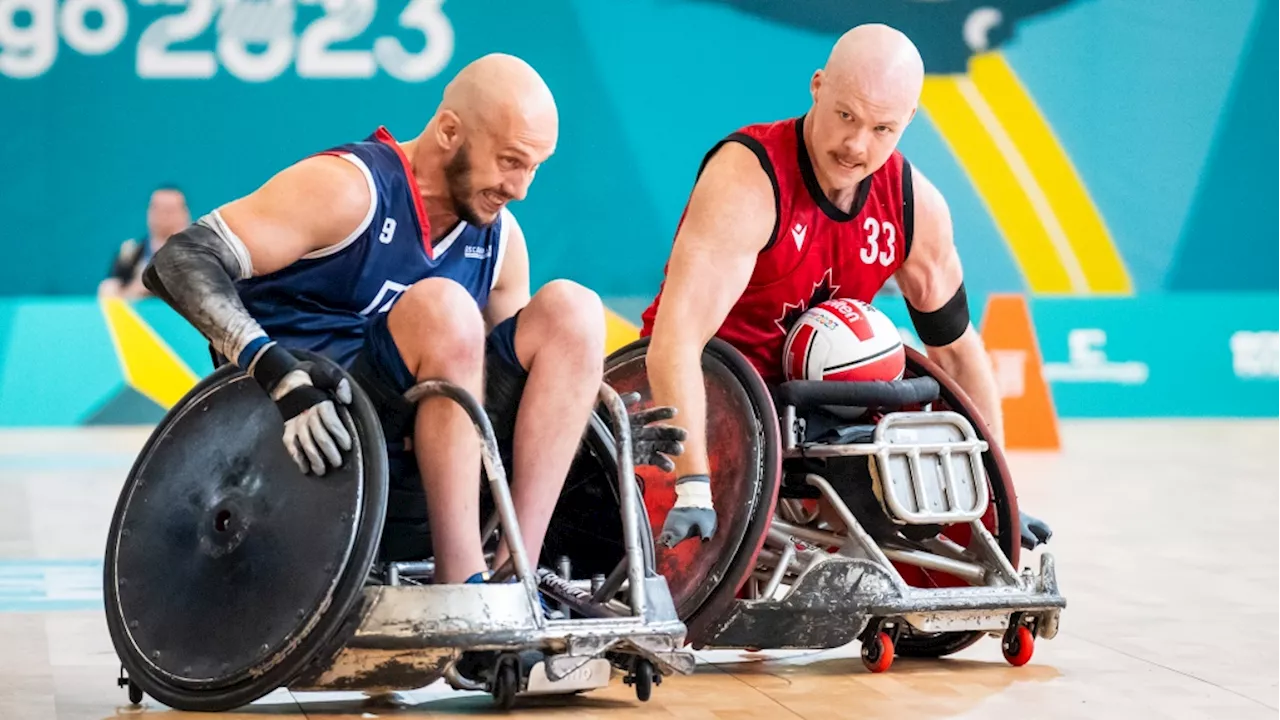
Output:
[1, 0, 1275, 424]
[1, 0, 1275, 298]
[1, 296, 1274, 426]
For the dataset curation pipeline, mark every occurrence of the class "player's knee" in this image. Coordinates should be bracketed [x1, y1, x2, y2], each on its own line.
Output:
[391, 278, 486, 376]
[531, 280, 605, 365]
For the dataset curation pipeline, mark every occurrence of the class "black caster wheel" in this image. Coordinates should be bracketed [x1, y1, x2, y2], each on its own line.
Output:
[491, 655, 520, 710]
[117, 666, 144, 705]
[625, 659, 656, 702]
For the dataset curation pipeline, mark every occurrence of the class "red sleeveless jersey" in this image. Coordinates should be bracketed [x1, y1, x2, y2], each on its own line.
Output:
[640, 115, 915, 383]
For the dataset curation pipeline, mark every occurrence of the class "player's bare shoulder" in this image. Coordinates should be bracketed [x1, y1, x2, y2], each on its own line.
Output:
[896, 164, 962, 311]
[246, 154, 373, 244]
[215, 153, 375, 274]
[680, 140, 777, 256]
[905, 164, 954, 260]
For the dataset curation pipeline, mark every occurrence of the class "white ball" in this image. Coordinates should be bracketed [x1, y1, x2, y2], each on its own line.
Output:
[782, 299, 906, 383]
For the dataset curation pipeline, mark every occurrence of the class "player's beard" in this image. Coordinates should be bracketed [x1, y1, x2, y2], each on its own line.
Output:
[444, 142, 489, 227]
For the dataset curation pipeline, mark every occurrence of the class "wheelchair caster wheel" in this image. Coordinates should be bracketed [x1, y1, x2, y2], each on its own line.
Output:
[1002, 625, 1035, 667]
[861, 631, 895, 673]
[117, 666, 143, 705]
[491, 655, 520, 710]
[625, 659, 656, 702]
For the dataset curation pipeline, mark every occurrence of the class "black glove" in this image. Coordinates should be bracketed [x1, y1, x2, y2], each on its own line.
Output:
[250, 343, 354, 476]
[621, 392, 686, 472]
[658, 474, 717, 547]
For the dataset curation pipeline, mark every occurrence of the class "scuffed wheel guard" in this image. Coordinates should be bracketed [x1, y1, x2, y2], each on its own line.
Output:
[104, 352, 388, 712]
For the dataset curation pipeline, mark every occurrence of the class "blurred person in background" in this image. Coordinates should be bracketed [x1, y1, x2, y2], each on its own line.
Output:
[98, 185, 190, 299]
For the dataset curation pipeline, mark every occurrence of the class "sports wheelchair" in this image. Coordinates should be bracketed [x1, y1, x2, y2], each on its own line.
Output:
[570, 337, 1065, 672]
[103, 351, 694, 712]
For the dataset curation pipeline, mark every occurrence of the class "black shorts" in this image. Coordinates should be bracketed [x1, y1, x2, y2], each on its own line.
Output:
[346, 312, 529, 563]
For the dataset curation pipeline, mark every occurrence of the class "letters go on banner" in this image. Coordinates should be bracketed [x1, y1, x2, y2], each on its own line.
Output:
[0, 0, 454, 82]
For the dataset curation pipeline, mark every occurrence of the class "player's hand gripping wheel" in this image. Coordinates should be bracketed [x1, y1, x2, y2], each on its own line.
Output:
[619, 391, 711, 548]
[251, 344, 354, 475]
[658, 475, 717, 548]
[622, 391, 687, 473]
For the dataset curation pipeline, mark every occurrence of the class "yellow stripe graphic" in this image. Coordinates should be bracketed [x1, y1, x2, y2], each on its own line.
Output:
[968, 54, 1132, 294]
[604, 306, 640, 354]
[922, 75, 1077, 293]
[100, 298, 199, 409]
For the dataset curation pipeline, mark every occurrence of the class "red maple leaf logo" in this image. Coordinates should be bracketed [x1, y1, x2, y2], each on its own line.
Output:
[773, 268, 840, 334]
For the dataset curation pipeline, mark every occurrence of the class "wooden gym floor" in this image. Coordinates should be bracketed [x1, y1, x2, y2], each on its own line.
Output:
[1, 421, 1276, 719]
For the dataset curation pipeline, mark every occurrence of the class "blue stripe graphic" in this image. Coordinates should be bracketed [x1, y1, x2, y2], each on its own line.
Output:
[0, 560, 103, 613]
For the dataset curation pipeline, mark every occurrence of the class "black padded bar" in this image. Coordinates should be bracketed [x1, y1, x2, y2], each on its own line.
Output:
[774, 377, 941, 411]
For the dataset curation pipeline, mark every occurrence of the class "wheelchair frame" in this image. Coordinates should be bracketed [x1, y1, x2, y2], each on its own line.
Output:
[289, 381, 695, 706]
[602, 338, 1065, 672]
[107, 355, 694, 712]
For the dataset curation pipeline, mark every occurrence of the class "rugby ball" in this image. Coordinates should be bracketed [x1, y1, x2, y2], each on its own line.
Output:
[782, 299, 905, 383]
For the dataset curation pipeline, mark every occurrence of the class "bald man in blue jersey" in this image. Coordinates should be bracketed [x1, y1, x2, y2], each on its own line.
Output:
[142, 54, 684, 589]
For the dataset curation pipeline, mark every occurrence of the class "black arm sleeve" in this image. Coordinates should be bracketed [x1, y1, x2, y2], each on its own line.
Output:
[142, 223, 267, 367]
[905, 281, 971, 347]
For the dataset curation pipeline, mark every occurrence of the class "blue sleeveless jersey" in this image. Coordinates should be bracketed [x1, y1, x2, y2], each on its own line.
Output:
[234, 127, 511, 366]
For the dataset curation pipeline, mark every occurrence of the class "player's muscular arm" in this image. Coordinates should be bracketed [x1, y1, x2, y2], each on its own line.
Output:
[483, 211, 531, 330]
[143, 155, 373, 477]
[646, 142, 774, 545]
[143, 155, 370, 365]
[895, 167, 1005, 447]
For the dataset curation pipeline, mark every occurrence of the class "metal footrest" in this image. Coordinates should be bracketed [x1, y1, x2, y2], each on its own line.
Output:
[700, 553, 1064, 651]
[291, 382, 695, 698]
[291, 580, 695, 692]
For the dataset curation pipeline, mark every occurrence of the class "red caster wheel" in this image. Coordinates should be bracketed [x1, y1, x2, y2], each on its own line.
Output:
[861, 632, 895, 673]
[1002, 625, 1035, 667]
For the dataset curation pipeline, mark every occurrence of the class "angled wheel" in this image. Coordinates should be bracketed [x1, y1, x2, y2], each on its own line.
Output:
[603, 337, 782, 647]
[103, 352, 388, 712]
[541, 413, 656, 581]
[892, 346, 1021, 658]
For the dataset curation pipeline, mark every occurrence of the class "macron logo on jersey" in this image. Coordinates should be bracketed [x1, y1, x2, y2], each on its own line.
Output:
[791, 223, 807, 250]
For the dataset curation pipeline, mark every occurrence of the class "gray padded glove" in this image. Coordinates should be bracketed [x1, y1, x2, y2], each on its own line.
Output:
[658, 475, 717, 547]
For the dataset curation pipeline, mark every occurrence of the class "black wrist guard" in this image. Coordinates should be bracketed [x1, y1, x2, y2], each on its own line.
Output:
[250, 343, 300, 393]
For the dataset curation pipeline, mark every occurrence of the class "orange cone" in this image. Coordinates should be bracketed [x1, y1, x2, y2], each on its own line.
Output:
[979, 294, 1060, 451]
